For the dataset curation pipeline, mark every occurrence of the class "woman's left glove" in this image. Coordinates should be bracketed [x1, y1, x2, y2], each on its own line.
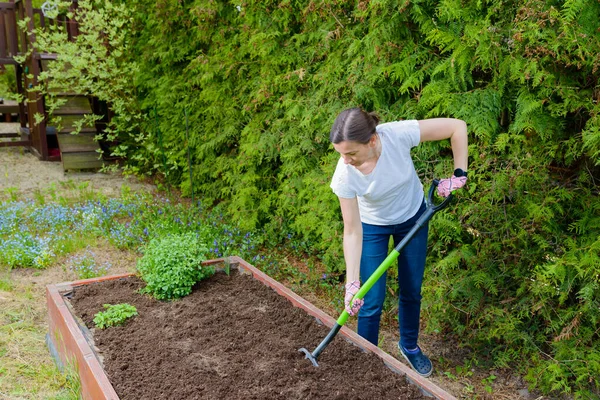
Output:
[344, 280, 364, 316]
[437, 175, 467, 197]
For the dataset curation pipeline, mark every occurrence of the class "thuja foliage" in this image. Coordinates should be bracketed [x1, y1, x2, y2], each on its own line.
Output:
[0, 65, 17, 100]
[93, 303, 138, 329]
[32, 0, 142, 156]
[137, 232, 214, 300]
[37, 0, 599, 396]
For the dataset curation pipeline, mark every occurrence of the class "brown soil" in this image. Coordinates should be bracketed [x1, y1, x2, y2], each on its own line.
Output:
[68, 271, 429, 400]
[2, 144, 537, 399]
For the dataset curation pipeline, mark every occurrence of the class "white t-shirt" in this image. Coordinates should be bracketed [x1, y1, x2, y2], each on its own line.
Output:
[330, 120, 424, 225]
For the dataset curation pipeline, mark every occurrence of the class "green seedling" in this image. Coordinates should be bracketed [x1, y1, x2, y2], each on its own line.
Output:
[93, 303, 138, 329]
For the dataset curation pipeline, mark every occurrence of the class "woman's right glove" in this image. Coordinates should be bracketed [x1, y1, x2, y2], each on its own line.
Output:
[437, 175, 467, 197]
[344, 280, 364, 316]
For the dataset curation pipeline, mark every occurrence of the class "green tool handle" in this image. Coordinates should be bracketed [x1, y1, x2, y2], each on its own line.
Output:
[336, 212, 425, 326]
[336, 180, 452, 326]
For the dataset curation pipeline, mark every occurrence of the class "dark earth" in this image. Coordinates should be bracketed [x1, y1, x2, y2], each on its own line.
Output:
[68, 270, 429, 400]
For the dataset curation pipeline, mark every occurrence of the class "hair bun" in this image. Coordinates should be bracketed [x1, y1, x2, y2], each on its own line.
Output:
[368, 111, 380, 125]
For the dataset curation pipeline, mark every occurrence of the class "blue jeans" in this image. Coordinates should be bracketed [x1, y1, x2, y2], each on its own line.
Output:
[357, 201, 428, 350]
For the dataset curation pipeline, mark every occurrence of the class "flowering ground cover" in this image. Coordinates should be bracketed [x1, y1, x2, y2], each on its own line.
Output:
[0, 194, 263, 273]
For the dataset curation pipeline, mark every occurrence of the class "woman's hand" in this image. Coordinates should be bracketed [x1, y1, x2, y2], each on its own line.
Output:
[344, 280, 364, 316]
[437, 175, 467, 197]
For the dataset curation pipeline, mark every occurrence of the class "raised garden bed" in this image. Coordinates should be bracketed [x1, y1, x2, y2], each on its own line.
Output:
[46, 256, 457, 400]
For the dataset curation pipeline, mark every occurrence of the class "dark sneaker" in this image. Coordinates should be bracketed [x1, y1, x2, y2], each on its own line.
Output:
[398, 344, 433, 377]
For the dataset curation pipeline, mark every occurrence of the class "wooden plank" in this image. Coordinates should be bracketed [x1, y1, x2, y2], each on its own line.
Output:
[0, 57, 18, 64]
[59, 143, 98, 153]
[60, 143, 99, 153]
[48, 91, 83, 96]
[59, 126, 96, 134]
[6, 4, 18, 56]
[1, 9, 7, 58]
[51, 114, 96, 133]
[0, 140, 30, 147]
[61, 152, 104, 170]
[0, 104, 20, 114]
[53, 106, 93, 115]
[38, 52, 57, 60]
[57, 133, 100, 153]
[53, 96, 93, 115]
[57, 132, 97, 145]
[59, 95, 91, 109]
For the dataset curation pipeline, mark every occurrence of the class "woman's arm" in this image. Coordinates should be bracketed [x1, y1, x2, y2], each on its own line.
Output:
[418, 118, 468, 171]
[339, 196, 362, 284]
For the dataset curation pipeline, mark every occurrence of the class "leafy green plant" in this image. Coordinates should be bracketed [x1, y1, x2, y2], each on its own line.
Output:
[93, 303, 138, 329]
[137, 232, 213, 300]
[0, 64, 17, 100]
[482, 374, 496, 394]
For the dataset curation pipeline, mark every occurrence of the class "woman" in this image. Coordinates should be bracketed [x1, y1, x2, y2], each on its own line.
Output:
[329, 107, 468, 377]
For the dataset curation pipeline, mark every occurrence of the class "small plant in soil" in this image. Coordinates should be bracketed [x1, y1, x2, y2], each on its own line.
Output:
[136, 232, 214, 300]
[93, 303, 138, 329]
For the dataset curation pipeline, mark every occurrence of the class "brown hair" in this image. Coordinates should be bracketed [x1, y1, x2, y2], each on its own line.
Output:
[329, 107, 380, 144]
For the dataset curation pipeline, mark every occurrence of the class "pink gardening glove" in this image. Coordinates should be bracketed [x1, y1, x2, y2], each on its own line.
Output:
[344, 280, 364, 316]
[437, 176, 467, 197]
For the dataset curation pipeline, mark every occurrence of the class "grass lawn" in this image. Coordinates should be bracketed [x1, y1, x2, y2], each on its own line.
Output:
[0, 267, 81, 399]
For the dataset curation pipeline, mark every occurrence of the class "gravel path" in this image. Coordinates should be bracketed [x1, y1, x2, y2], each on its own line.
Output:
[0, 137, 155, 199]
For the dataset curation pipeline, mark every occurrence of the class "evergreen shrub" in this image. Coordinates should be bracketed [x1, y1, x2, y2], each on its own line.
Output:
[35, 0, 600, 396]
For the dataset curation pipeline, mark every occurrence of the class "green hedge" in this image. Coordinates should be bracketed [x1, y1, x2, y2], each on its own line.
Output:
[36, 0, 599, 397]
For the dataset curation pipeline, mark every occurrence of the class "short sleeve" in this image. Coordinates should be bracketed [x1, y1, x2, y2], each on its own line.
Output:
[376, 120, 420, 148]
[330, 158, 356, 199]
